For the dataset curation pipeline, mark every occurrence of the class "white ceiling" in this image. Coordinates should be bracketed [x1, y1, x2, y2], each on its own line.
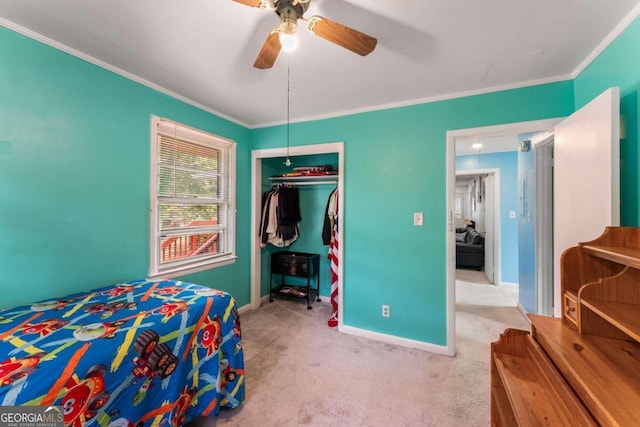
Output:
[455, 134, 520, 155]
[1, 0, 639, 128]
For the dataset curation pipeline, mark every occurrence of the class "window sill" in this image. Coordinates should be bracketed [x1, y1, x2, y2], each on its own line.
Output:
[148, 256, 237, 281]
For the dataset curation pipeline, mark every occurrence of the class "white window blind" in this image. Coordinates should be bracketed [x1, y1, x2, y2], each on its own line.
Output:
[149, 117, 236, 278]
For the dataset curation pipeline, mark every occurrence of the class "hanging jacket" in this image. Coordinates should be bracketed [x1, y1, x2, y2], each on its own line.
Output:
[259, 185, 301, 247]
[322, 188, 338, 245]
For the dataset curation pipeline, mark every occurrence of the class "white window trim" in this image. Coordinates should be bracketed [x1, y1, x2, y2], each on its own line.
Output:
[148, 115, 237, 280]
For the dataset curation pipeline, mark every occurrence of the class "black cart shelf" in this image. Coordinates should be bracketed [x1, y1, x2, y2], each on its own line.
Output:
[270, 251, 321, 309]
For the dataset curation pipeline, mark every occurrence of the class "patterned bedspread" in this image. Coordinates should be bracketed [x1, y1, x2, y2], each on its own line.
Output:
[0, 279, 245, 426]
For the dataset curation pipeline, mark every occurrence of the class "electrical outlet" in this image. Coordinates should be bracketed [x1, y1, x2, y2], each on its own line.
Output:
[382, 305, 390, 318]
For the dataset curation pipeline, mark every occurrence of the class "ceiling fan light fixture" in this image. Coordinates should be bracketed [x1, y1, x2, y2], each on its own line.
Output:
[279, 30, 298, 52]
[279, 33, 297, 52]
[279, 14, 298, 52]
[245, 0, 377, 69]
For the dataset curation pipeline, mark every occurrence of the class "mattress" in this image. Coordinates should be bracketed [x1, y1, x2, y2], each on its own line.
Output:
[0, 279, 245, 426]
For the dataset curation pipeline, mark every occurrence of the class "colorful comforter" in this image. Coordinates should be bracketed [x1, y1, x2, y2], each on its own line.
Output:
[0, 279, 245, 426]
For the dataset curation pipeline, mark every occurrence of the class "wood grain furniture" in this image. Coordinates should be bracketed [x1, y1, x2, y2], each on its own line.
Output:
[491, 226, 640, 426]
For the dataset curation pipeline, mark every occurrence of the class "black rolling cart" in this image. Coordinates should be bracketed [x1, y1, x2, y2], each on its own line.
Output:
[269, 251, 321, 309]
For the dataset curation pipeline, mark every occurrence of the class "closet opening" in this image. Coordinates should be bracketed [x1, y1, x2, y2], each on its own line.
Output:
[250, 143, 345, 326]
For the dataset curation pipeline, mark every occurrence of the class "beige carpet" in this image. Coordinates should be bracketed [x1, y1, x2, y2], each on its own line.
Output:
[455, 268, 491, 285]
[188, 278, 529, 427]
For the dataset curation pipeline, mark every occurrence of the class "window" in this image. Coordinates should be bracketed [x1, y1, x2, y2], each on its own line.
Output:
[149, 116, 236, 278]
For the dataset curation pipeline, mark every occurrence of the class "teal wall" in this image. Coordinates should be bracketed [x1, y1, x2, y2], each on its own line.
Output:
[456, 151, 520, 284]
[0, 27, 252, 309]
[3, 17, 595, 347]
[574, 16, 640, 226]
[252, 82, 574, 345]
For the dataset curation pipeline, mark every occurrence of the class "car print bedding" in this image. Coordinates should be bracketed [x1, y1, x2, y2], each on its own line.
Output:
[0, 279, 245, 426]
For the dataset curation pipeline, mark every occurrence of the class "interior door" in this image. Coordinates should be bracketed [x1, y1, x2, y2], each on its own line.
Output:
[552, 87, 620, 317]
[535, 139, 554, 316]
[484, 174, 495, 284]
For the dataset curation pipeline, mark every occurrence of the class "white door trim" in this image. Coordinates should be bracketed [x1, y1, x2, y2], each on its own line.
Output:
[533, 132, 554, 316]
[446, 118, 563, 356]
[250, 142, 345, 324]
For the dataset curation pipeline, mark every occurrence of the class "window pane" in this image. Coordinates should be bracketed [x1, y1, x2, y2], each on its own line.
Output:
[158, 166, 175, 196]
[160, 204, 219, 230]
[158, 167, 220, 199]
[175, 141, 220, 172]
[151, 117, 236, 278]
[160, 231, 222, 265]
[173, 169, 219, 199]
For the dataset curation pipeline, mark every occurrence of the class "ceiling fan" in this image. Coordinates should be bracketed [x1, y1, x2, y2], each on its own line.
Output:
[233, 0, 378, 69]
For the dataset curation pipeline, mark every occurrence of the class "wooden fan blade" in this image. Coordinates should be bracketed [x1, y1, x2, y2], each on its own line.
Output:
[232, 0, 263, 7]
[254, 31, 282, 69]
[306, 16, 377, 56]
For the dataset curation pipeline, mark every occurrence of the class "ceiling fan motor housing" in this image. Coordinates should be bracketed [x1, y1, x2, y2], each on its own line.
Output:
[275, 0, 309, 23]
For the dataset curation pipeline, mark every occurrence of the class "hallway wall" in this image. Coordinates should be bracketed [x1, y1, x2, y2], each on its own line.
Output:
[456, 152, 519, 284]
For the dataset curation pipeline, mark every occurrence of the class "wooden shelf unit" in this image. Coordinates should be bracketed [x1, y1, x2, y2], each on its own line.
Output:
[567, 228, 640, 338]
[491, 328, 596, 426]
[582, 245, 640, 269]
[491, 227, 640, 426]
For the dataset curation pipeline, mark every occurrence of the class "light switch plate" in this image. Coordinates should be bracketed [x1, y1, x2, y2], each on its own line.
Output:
[414, 212, 424, 226]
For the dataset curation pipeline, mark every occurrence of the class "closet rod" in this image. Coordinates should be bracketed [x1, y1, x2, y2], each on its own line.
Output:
[268, 180, 337, 186]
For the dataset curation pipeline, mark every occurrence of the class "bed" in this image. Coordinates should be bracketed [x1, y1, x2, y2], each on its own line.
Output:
[0, 279, 245, 426]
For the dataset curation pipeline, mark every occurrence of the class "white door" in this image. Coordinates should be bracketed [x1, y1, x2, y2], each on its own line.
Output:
[553, 87, 620, 317]
[484, 174, 495, 284]
[534, 139, 554, 315]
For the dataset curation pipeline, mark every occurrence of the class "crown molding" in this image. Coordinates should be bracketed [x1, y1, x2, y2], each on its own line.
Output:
[3, 3, 639, 131]
[0, 17, 251, 129]
[251, 74, 573, 129]
[572, 3, 640, 78]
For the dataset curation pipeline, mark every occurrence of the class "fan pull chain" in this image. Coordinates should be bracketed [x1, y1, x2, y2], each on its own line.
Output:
[285, 57, 292, 167]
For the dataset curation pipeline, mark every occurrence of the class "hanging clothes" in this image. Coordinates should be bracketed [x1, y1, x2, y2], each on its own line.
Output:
[321, 189, 334, 245]
[326, 189, 339, 327]
[259, 184, 301, 248]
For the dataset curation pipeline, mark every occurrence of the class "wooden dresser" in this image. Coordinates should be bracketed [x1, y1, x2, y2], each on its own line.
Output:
[491, 226, 640, 426]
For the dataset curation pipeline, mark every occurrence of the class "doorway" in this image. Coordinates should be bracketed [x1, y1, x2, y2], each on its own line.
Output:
[455, 169, 499, 285]
[444, 118, 562, 356]
[250, 142, 345, 323]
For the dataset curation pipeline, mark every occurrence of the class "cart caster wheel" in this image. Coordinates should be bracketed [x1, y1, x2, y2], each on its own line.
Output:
[269, 298, 274, 302]
[316, 298, 321, 302]
[307, 306, 312, 310]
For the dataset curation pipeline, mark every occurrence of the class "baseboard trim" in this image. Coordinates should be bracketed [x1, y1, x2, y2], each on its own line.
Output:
[237, 295, 270, 314]
[317, 295, 330, 303]
[237, 302, 252, 315]
[339, 325, 454, 356]
[240, 294, 329, 310]
[239, 299, 453, 355]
